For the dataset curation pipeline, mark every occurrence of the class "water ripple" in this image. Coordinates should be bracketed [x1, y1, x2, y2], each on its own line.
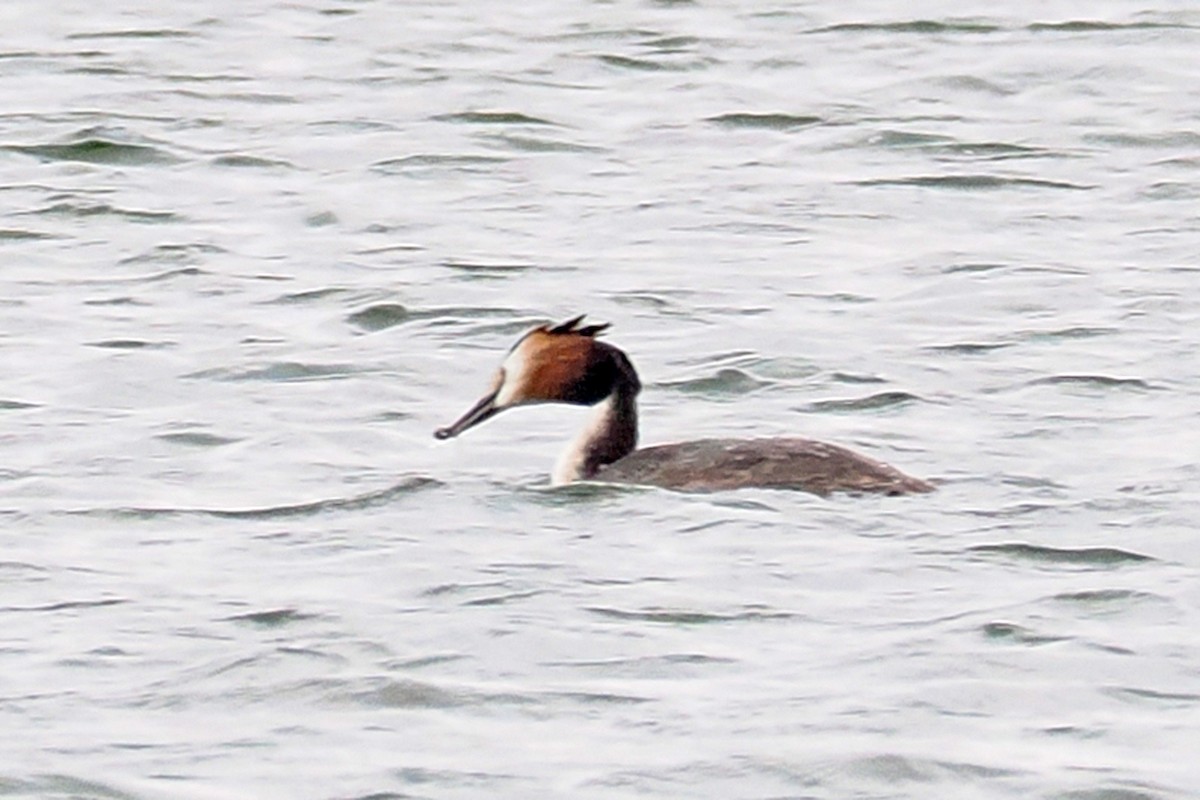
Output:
[1, 775, 139, 800]
[660, 368, 771, 396]
[74, 477, 440, 520]
[5, 138, 178, 166]
[926, 341, 1013, 354]
[347, 303, 518, 332]
[1026, 375, 1159, 391]
[981, 621, 1070, 645]
[586, 606, 793, 624]
[462, 590, 545, 607]
[0, 228, 53, 241]
[86, 339, 170, 350]
[811, 20, 1003, 35]
[371, 153, 509, 174]
[2, 598, 126, 613]
[433, 111, 557, 125]
[342, 678, 468, 710]
[222, 608, 318, 628]
[854, 174, 1094, 191]
[483, 133, 604, 154]
[66, 28, 196, 40]
[804, 391, 922, 413]
[25, 201, 178, 223]
[1029, 20, 1193, 32]
[968, 543, 1154, 567]
[707, 112, 823, 130]
[596, 54, 692, 72]
[155, 431, 241, 447]
[184, 362, 362, 382]
[1105, 686, 1200, 708]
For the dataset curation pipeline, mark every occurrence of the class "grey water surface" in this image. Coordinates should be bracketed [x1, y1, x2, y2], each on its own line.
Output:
[3, 1, 1199, 798]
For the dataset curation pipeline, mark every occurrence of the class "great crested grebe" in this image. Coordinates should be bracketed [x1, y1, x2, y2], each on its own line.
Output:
[434, 316, 934, 495]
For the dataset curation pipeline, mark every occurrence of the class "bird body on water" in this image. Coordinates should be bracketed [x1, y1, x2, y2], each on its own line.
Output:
[435, 316, 934, 496]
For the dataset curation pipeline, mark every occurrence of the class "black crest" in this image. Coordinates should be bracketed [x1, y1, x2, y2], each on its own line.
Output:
[546, 315, 611, 338]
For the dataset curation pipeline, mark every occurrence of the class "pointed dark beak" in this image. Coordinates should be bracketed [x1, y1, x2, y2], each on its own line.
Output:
[434, 390, 501, 440]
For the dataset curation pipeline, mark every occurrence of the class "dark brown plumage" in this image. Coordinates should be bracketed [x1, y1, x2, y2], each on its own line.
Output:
[596, 437, 935, 495]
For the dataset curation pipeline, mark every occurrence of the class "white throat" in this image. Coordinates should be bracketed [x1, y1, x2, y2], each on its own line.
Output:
[551, 394, 618, 486]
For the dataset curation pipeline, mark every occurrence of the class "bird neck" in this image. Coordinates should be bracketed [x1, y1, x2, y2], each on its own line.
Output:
[551, 382, 639, 486]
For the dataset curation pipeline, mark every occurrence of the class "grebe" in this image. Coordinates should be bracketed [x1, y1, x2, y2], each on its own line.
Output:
[434, 316, 934, 495]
